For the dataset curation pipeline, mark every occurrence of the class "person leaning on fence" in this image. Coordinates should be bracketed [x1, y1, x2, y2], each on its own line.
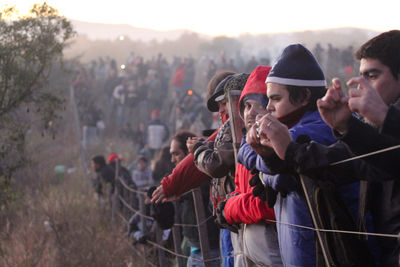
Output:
[108, 153, 139, 212]
[187, 73, 247, 267]
[151, 70, 235, 267]
[318, 30, 400, 177]
[250, 31, 400, 267]
[246, 44, 379, 267]
[219, 66, 283, 267]
[128, 186, 174, 246]
[169, 130, 221, 267]
[151, 70, 235, 203]
[314, 30, 400, 267]
[90, 155, 115, 204]
[107, 153, 133, 187]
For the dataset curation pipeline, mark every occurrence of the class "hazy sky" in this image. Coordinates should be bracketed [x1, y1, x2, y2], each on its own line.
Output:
[4, 0, 400, 36]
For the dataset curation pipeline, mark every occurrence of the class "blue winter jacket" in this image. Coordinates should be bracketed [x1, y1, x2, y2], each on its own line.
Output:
[248, 111, 366, 267]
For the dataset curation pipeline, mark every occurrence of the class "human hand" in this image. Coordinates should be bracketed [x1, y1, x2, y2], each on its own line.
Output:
[257, 114, 292, 160]
[215, 200, 239, 233]
[151, 185, 180, 203]
[186, 137, 201, 154]
[249, 171, 266, 202]
[347, 77, 388, 127]
[317, 78, 351, 134]
[247, 114, 275, 158]
[151, 185, 165, 203]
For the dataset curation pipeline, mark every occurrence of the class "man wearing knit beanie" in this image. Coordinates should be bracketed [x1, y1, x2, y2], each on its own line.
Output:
[250, 31, 400, 267]
[247, 44, 377, 266]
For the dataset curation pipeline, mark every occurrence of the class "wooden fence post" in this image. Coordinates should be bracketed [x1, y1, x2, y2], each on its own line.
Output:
[111, 160, 121, 224]
[138, 193, 148, 263]
[192, 188, 214, 267]
[155, 222, 167, 267]
[172, 202, 185, 267]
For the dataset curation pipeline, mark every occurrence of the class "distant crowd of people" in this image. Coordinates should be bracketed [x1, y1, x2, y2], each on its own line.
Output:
[86, 30, 400, 267]
[72, 42, 358, 151]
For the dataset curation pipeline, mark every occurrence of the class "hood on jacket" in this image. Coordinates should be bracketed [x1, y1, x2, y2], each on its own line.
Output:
[238, 66, 271, 119]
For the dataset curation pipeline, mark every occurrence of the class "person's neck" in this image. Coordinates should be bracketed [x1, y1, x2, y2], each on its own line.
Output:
[277, 105, 308, 129]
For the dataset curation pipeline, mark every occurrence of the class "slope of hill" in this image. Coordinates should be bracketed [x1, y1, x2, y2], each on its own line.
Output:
[71, 19, 208, 41]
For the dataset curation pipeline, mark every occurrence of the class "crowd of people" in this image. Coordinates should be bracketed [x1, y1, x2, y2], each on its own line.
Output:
[72, 42, 358, 150]
[87, 30, 400, 267]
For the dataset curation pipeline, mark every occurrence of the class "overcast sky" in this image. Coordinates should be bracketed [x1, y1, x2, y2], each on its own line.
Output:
[5, 0, 400, 36]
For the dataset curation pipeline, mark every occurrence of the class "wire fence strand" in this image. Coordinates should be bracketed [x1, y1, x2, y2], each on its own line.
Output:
[330, 144, 400, 166]
[265, 219, 400, 239]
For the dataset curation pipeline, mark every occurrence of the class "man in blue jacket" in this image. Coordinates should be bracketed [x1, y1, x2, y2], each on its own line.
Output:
[247, 44, 378, 267]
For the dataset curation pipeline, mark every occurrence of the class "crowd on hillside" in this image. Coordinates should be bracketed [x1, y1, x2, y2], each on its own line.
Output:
[82, 31, 400, 267]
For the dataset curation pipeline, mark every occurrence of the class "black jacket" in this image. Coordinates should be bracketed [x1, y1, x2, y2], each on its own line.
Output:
[275, 134, 397, 267]
[180, 180, 220, 250]
[94, 165, 115, 196]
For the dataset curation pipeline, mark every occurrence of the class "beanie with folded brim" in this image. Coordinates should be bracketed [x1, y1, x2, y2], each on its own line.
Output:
[207, 75, 233, 112]
[266, 44, 326, 87]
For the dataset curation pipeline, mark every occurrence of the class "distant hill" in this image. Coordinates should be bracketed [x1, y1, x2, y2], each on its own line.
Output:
[72, 19, 379, 45]
[71, 19, 209, 42]
[67, 20, 380, 64]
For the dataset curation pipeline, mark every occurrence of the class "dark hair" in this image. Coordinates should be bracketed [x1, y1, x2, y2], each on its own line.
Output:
[137, 156, 148, 164]
[206, 70, 236, 100]
[152, 146, 174, 183]
[171, 130, 196, 155]
[355, 30, 400, 80]
[147, 186, 157, 198]
[286, 85, 327, 111]
[92, 155, 106, 167]
[155, 146, 171, 162]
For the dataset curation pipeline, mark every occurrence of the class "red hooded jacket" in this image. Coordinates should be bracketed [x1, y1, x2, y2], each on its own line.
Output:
[223, 66, 276, 224]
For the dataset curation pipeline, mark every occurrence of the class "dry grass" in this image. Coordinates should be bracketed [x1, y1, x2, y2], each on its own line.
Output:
[0, 166, 143, 267]
[0, 106, 150, 267]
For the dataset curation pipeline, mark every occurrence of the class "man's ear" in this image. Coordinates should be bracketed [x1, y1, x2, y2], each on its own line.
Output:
[302, 88, 311, 106]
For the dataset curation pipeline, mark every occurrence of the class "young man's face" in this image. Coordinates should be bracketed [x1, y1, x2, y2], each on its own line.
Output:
[243, 99, 268, 130]
[170, 139, 186, 166]
[217, 99, 228, 117]
[266, 83, 306, 118]
[359, 58, 400, 105]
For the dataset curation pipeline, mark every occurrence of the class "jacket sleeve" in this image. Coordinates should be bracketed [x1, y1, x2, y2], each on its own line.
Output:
[160, 129, 219, 197]
[193, 121, 235, 178]
[381, 105, 400, 138]
[224, 192, 275, 224]
[161, 154, 210, 197]
[335, 116, 400, 178]
[224, 163, 275, 224]
[193, 142, 235, 178]
[237, 138, 258, 169]
[280, 139, 395, 183]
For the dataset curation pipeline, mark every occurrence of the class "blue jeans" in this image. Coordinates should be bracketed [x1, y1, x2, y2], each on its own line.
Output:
[220, 229, 234, 267]
[187, 248, 220, 267]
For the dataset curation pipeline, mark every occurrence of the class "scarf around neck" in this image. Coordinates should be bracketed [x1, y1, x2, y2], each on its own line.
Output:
[277, 105, 308, 129]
